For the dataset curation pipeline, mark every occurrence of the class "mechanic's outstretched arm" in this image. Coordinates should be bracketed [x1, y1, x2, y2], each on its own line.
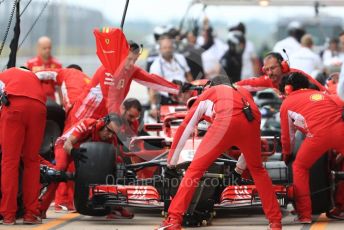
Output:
[236, 75, 273, 92]
[133, 67, 179, 95]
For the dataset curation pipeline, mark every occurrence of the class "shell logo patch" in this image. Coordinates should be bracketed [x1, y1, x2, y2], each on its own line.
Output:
[310, 93, 324, 102]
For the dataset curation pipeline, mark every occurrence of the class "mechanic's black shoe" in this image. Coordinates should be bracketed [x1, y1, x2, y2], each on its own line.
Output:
[326, 207, 344, 220]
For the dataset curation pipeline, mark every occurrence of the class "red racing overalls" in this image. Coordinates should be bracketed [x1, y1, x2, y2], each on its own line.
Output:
[65, 64, 179, 130]
[236, 68, 327, 92]
[35, 68, 90, 113]
[280, 89, 344, 219]
[53, 118, 118, 210]
[0, 67, 46, 219]
[167, 85, 282, 224]
[26, 56, 62, 101]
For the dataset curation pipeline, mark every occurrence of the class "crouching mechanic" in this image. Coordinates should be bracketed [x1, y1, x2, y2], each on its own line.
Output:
[279, 72, 344, 223]
[0, 67, 46, 225]
[40, 113, 134, 219]
[158, 76, 282, 230]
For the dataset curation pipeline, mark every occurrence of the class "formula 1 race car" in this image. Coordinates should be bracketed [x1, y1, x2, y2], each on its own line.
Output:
[71, 88, 344, 226]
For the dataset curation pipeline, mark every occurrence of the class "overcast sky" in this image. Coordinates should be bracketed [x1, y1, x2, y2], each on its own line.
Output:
[62, 0, 344, 25]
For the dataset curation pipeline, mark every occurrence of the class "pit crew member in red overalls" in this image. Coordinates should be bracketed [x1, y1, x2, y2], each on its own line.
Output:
[233, 52, 327, 180]
[236, 52, 326, 93]
[158, 76, 282, 230]
[66, 29, 179, 130]
[35, 64, 90, 113]
[117, 98, 141, 151]
[35, 64, 90, 209]
[120, 98, 142, 138]
[117, 98, 159, 179]
[40, 113, 133, 218]
[25, 36, 62, 101]
[279, 72, 344, 223]
[0, 67, 46, 225]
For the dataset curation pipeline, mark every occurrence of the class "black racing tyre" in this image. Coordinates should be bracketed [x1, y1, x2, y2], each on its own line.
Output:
[290, 132, 331, 214]
[46, 99, 65, 132]
[39, 120, 61, 159]
[182, 164, 223, 227]
[74, 142, 115, 216]
[39, 100, 65, 159]
[309, 153, 331, 214]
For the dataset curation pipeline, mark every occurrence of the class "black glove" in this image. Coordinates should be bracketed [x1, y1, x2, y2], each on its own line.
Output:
[164, 167, 179, 179]
[70, 147, 88, 163]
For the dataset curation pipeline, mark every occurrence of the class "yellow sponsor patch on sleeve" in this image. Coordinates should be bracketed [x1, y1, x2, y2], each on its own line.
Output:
[309, 93, 324, 101]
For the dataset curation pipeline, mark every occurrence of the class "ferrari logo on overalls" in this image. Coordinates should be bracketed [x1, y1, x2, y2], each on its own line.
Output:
[105, 39, 110, 45]
[310, 93, 324, 102]
[117, 79, 124, 89]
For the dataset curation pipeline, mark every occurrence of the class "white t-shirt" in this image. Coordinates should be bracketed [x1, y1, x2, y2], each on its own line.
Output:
[241, 40, 257, 80]
[289, 47, 323, 77]
[323, 50, 339, 66]
[150, 53, 190, 96]
[273, 36, 301, 60]
[150, 53, 190, 83]
[201, 39, 228, 79]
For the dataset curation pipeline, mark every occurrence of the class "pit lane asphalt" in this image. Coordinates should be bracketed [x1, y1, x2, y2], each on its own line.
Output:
[2, 205, 343, 230]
